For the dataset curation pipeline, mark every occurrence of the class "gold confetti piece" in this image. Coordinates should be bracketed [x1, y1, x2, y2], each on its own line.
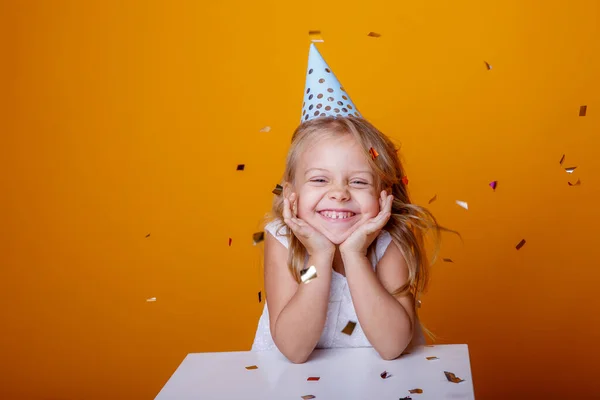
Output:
[579, 105, 587, 116]
[258, 291, 262, 303]
[272, 184, 283, 195]
[259, 126, 271, 133]
[308, 30, 323, 43]
[516, 239, 526, 250]
[253, 232, 265, 245]
[416, 299, 421, 308]
[455, 200, 468, 210]
[409, 388, 423, 394]
[402, 176, 409, 185]
[228, 238, 232, 246]
[369, 147, 379, 159]
[444, 371, 465, 383]
[307, 376, 320, 381]
[442, 258, 453, 263]
[341, 321, 357, 335]
[236, 164, 245, 171]
[568, 179, 581, 186]
[145, 233, 151, 238]
[245, 365, 258, 370]
[301, 396, 316, 400]
[559, 154, 565, 165]
[300, 265, 318, 284]
[428, 194, 437, 204]
[146, 297, 156, 302]
[426, 356, 439, 360]
[367, 32, 381, 38]
[380, 370, 392, 379]
[565, 166, 577, 174]
[484, 61, 492, 70]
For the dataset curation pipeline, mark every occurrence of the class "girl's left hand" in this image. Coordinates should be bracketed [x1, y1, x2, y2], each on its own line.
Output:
[339, 190, 394, 256]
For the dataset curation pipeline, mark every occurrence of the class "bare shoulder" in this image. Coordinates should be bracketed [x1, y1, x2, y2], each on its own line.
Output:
[264, 230, 298, 335]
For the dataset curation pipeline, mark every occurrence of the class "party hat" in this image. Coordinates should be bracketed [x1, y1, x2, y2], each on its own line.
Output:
[301, 44, 362, 122]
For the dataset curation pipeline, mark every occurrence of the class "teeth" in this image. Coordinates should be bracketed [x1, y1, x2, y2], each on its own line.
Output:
[320, 211, 354, 219]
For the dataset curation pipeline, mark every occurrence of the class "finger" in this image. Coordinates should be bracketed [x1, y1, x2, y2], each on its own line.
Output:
[282, 198, 292, 220]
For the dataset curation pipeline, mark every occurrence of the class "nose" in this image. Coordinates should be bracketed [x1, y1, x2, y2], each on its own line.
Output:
[328, 185, 350, 202]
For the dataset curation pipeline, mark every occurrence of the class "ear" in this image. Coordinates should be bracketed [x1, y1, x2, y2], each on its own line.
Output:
[283, 182, 293, 198]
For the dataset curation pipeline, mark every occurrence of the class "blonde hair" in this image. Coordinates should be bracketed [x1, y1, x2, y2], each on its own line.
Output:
[266, 116, 447, 335]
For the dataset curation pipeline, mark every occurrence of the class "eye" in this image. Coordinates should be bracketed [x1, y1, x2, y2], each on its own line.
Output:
[351, 180, 369, 185]
[310, 178, 327, 183]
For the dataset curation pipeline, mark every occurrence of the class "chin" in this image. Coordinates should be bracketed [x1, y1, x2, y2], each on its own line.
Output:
[323, 231, 349, 245]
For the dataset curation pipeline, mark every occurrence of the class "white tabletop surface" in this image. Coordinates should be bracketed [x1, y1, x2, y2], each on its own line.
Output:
[155, 344, 474, 400]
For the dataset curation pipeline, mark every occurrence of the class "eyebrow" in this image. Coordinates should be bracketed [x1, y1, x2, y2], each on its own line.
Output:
[304, 168, 373, 176]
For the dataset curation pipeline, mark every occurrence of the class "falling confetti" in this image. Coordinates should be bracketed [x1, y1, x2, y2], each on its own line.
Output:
[516, 239, 526, 250]
[426, 356, 439, 361]
[245, 365, 258, 370]
[565, 166, 577, 174]
[568, 179, 581, 186]
[228, 238, 232, 246]
[253, 232, 265, 245]
[146, 297, 156, 302]
[455, 200, 468, 210]
[272, 184, 283, 195]
[237, 164, 245, 171]
[369, 147, 379, 159]
[259, 126, 271, 133]
[444, 371, 465, 384]
[308, 30, 323, 43]
[258, 291, 262, 303]
[442, 258, 453, 263]
[341, 321, 357, 335]
[409, 389, 423, 394]
[559, 154, 565, 165]
[428, 195, 437, 204]
[402, 176, 409, 185]
[300, 265, 318, 284]
[307, 377, 320, 381]
[579, 105, 587, 116]
[489, 181, 497, 191]
[145, 233, 151, 238]
[367, 32, 381, 38]
[484, 61, 492, 70]
[380, 371, 392, 379]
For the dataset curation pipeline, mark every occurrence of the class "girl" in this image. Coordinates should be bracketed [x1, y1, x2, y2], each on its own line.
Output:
[251, 116, 441, 363]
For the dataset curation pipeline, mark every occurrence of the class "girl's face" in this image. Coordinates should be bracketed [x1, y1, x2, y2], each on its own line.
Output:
[290, 133, 380, 245]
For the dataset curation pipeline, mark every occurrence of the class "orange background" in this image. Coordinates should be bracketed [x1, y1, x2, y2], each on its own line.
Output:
[2, 1, 599, 399]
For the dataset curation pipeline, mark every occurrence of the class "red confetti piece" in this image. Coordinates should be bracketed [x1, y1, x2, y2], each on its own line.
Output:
[245, 365, 258, 370]
[568, 179, 581, 186]
[307, 377, 320, 381]
[516, 239, 526, 250]
[579, 105, 587, 116]
[380, 371, 392, 379]
[228, 238, 232, 246]
[409, 388, 423, 394]
[401, 176, 409, 185]
[428, 195, 437, 204]
[489, 181, 497, 190]
[369, 147, 379, 159]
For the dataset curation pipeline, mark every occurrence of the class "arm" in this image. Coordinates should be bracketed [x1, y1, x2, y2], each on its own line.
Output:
[264, 232, 334, 363]
[342, 241, 415, 360]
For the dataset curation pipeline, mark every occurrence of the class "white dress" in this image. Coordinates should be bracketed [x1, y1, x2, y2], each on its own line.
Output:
[251, 220, 425, 352]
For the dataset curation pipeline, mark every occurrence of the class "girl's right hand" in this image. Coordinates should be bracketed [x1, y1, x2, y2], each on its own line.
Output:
[283, 192, 335, 257]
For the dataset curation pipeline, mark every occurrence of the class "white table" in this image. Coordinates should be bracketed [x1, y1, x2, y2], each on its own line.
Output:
[155, 344, 475, 400]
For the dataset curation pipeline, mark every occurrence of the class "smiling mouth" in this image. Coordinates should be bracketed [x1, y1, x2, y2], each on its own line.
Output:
[318, 210, 356, 220]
